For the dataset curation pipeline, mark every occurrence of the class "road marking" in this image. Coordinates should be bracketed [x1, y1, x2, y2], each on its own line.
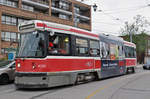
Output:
[85, 78, 123, 99]
[85, 71, 150, 99]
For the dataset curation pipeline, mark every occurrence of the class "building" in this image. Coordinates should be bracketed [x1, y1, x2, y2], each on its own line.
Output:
[144, 36, 150, 64]
[0, 0, 91, 59]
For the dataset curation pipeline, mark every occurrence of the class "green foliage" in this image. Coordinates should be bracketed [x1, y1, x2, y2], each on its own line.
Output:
[123, 33, 147, 53]
[123, 33, 148, 63]
[120, 15, 150, 63]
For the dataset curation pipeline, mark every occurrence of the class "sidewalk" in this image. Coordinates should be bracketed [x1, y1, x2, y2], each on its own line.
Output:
[136, 64, 143, 69]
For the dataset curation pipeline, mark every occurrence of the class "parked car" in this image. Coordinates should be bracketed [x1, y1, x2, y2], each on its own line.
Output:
[143, 63, 150, 70]
[0, 61, 15, 84]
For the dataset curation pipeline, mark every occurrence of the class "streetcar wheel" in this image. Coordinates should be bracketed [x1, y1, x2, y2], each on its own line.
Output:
[75, 74, 81, 85]
[126, 68, 129, 74]
[132, 67, 135, 73]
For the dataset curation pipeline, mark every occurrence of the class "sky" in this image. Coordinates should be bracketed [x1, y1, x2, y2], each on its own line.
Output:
[77, 0, 150, 36]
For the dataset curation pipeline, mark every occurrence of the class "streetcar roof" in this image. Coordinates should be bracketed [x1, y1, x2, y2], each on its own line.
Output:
[18, 20, 136, 47]
[99, 33, 124, 45]
[18, 20, 99, 39]
[124, 41, 136, 48]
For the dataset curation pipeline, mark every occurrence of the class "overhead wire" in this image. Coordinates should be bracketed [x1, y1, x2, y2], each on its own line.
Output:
[93, 4, 150, 26]
[100, 5, 148, 14]
[145, 0, 150, 5]
[100, 11, 124, 23]
[92, 28, 119, 34]
[98, 5, 148, 14]
[82, 0, 150, 35]
[92, 21, 122, 26]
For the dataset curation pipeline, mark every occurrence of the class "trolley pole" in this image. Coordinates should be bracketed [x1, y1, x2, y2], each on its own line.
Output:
[129, 31, 132, 43]
[125, 21, 133, 43]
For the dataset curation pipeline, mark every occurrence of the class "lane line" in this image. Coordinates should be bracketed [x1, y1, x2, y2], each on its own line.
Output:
[85, 78, 123, 99]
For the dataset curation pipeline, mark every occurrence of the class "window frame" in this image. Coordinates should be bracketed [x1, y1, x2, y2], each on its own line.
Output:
[124, 46, 136, 58]
[2, 14, 29, 26]
[89, 39, 100, 56]
[1, 31, 18, 42]
[1, 15, 17, 26]
[100, 41, 110, 59]
[47, 32, 71, 56]
[75, 37, 89, 56]
[0, 0, 17, 8]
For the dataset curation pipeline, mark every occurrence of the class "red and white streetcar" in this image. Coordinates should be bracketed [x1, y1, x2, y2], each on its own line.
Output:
[124, 41, 136, 73]
[15, 20, 136, 88]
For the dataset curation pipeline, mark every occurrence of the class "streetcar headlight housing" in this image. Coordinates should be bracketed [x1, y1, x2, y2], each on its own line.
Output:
[17, 63, 21, 68]
[32, 65, 36, 69]
[32, 63, 36, 69]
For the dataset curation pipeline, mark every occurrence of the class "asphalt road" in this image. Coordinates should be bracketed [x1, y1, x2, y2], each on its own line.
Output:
[0, 66, 150, 99]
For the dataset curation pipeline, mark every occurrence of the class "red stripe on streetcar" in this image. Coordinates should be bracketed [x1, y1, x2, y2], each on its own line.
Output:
[125, 59, 136, 66]
[70, 28, 99, 38]
[36, 22, 47, 27]
[16, 58, 98, 72]
[119, 61, 125, 66]
[36, 22, 99, 38]
[124, 42, 135, 47]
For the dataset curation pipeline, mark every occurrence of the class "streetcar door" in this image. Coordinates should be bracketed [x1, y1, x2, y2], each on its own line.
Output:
[89, 40, 101, 70]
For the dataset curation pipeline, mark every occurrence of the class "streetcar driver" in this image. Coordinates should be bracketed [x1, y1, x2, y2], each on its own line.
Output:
[48, 42, 58, 54]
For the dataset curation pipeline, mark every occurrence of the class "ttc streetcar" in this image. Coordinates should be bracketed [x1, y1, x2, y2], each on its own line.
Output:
[15, 20, 136, 88]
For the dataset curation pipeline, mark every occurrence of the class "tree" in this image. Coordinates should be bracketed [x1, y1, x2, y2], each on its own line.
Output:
[120, 15, 150, 36]
[120, 15, 150, 64]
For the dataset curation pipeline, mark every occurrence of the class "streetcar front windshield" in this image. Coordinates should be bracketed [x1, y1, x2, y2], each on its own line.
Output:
[17, 31, 46, 58]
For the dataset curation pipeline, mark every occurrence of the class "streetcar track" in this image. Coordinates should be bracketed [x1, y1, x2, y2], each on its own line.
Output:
[3, 89, 17, 94]
[109, 71, 150, 99]
[86, 69, 150, 99]
[85, 73, 138, 99]
[0, 84, 16, 94]
[0, 89, 16, 95]
[120, 88, 150, 92]
[30, 90, 59, 99]
[30, 85, 73, 99]
[109, 76, 141, 99]
[0, 69, 148, 99]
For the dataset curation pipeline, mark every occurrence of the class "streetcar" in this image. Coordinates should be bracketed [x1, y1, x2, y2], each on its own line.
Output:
[15, 20, 136, 88]
[124, 41, 136, 73]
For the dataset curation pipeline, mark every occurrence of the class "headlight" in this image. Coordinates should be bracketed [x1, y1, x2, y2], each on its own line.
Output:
[32, 63, 36, 69]
[17, 63, 21, 68]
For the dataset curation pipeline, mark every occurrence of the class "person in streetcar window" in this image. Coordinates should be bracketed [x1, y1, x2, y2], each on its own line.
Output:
[48, 34, 69, 55]
[48, 42, 58, 54]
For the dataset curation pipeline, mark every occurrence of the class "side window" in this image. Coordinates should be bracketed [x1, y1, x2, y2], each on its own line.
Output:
[125, 46, 128, 57]
[118, 46, 125, 59]
[130, 47, 136, 58]
[124, 46, 136, 58]
[110, 44, 119, 60]
[75, 37, 88, 55]
[48, 33, 70, 55]
[89, 40, 100, 56]
[100, 41, 110, 59]
[134, 48, 136, 58]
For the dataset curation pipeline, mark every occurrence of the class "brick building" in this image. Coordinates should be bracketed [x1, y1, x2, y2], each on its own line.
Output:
[0, 0, 91, 59]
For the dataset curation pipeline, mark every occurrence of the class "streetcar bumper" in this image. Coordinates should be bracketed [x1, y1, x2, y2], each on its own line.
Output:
[15, 72, 76, 89]
[15, 72, 48, 88]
